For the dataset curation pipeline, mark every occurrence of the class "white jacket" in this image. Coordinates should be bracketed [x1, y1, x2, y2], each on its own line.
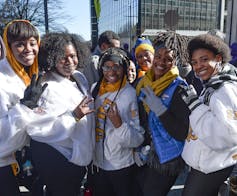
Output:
[182, 81, 237, 173]
[93, 82, 144, 171]
[0, 59, 29, 167]
[10, 71, 95, 166]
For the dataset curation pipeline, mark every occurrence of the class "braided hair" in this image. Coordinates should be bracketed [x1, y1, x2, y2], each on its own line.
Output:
[153, 31, 190, 68]
[92, 47, 130, 98]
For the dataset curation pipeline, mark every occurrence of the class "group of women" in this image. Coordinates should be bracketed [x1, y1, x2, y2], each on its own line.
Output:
[0, 19, 237, 196]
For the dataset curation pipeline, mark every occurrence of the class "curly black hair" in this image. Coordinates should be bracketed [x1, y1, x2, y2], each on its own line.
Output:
[38, 32, 90, 72]
[153, 31, 190, 67]
[187, 33, 231, 64]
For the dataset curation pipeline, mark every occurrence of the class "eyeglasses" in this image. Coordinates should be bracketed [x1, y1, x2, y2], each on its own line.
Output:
[102, 64, 122, 72]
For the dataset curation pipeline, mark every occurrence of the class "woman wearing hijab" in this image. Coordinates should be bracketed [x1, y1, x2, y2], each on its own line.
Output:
[0, 20, 42, 196]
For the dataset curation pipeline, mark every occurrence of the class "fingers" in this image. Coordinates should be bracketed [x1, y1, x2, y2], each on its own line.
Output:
[107, 102, 118, 116]
[36, 74, 44, 86]
[140, 86, 153, 97]
[85, 97, 94, 105]
[42, 83, 48, 92]
[30, 74, 37, 87]
[145, 86, 153, 95]
[79, 96, 88, 106]
[80, 96, 94, 107]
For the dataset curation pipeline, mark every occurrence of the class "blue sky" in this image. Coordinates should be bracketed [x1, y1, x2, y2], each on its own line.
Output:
[61, 0, 91, 41]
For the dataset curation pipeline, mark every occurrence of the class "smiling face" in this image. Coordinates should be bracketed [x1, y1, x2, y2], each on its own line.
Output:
[55, 44, 78, 79]
[102, 60, 124, 84]
[152, 47, 174, 80]
[10, 37, 39, 67]
[135, 50, 154, 71]
[190, 48, 222, 81]
[127, 60, 137, 83]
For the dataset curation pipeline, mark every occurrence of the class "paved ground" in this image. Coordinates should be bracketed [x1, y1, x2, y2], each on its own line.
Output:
[20, 165, 233, 196]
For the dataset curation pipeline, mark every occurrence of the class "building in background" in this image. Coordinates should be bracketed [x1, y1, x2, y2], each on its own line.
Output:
[226, 0, 237, 45]
[90, 0, 227, 50]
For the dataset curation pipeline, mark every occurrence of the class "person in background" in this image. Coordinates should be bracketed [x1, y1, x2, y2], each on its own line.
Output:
[91, 47, 144, 196]
[127, 59, 137, 86]
[123, 42, 129, 52]
[181, 33, 237, 196]
[83, 30, 120, 87]
[135, 31, 190, 196]
[134, 36, 155, 80]
[230, 42, 237, 67]
[0, 19, 42, 196]
[124, 49, 138, 87]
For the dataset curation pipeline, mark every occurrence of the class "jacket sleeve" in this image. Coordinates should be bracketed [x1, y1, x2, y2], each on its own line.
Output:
[159, 86, 190, 141]
[190, 82, 237, 150]
[8, 87, 81, 144]
[113, 94, 144, 148]
[0, 90, 28, 158]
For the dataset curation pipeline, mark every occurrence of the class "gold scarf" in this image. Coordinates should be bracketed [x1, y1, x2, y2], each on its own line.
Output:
[3, 20, 40, 86]
[99, 76, 127, 96]
[136, 66, 179, 113]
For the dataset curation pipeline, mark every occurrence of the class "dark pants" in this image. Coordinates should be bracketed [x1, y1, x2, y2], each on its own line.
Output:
[30, 139, 86, 196]
[0, 165, 20, 196]
[182, 166, 234, 196]
[133, 164, 147, 196]
[91, 164, 136, 196]
[143, 167, 178, 196]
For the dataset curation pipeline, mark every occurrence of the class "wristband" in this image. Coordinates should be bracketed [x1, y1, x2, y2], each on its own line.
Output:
[72, 111, 80, 122]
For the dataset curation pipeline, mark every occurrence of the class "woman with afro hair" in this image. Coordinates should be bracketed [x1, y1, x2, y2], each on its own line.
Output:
[181, 33, 237, 196]
[14, 32, 95, 196]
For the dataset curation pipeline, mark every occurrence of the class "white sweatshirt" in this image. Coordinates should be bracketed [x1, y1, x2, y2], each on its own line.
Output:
[0, 58, 29, 167]
[182, 81, 237, 174]
[93, 82, 144, 171]
[7, 70, 95, 166]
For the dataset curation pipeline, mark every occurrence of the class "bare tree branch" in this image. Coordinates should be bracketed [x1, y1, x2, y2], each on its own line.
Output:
[0, 0, 71, 35]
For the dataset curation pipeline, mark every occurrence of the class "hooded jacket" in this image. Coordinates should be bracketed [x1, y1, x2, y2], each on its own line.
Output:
[0, 58, 29, 167]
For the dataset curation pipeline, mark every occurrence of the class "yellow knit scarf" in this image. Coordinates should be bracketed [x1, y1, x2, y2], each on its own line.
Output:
[136, 66, 179, 113]
[3, 20, 40, 86]
[98, 76, 127, 96]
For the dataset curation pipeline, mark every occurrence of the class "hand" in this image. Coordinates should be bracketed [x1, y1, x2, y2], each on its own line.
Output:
[20, 74, 48, 109]
[203, 86, 215, 105]
[134, 151, 145, 167]
[140, 86, 167, 116]
[106, 102, 122, 128]
[134, 145, 150, 167]
[73, 96, 95, 121]
[181, 85, 201, 111]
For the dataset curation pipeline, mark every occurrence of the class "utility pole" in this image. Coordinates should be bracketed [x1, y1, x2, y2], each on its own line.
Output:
[44, 0, 49, 34]
[129, 3, 132, 51]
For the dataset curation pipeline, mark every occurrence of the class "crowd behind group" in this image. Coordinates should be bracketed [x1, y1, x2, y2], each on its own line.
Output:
[0, 19, 237, 196]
